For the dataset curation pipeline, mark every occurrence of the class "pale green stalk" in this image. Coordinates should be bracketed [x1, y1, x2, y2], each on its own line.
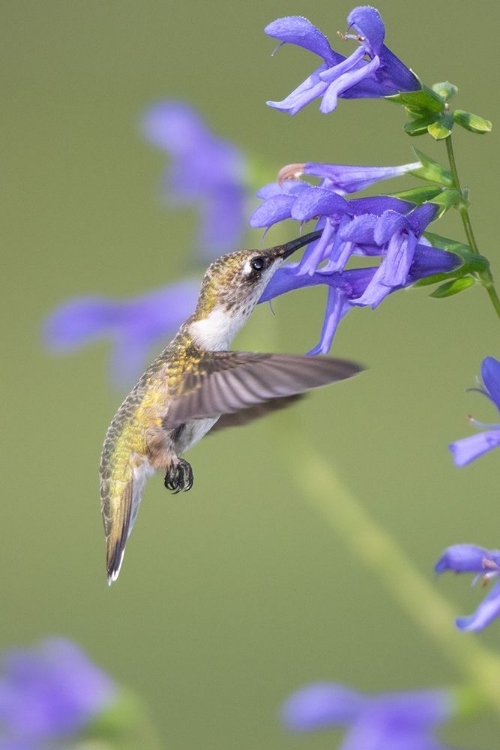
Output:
[276, 422, 500, 714]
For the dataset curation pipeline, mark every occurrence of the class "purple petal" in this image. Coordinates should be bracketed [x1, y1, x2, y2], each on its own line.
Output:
[449, 430, 500, 466]
[265, 17, 338, 63]
[43, 297, 118, 351]
[0, 638, 115, 740]
[291, 187, 347, 221]
[320, 55, 381, 113]
[308, 287, 350, 355]
[456, 580, 500, 631]
[281, 682, 365, 731]
[350, 195, 414, 217]
[250, 194, 296, 228]
[481, 357, 500, 410]
[434, 544, 496, 574]
[407, 245, 461, 280]
[141, 101, 207, 153]
[304, 162, 421, 194]
[347, 6, 386, 55]
[267, 65, 330, 115]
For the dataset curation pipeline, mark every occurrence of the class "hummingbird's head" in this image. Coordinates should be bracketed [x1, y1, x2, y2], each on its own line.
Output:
[188, 231, 321, 351]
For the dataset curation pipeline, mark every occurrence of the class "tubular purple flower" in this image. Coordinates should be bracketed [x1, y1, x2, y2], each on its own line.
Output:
[265, 7, 420, 115]
[252, 166, 439, 306]
[43, 280, 200, 388]
[260, 243, 461, 353]
[449, 357, 500, 466]
[142, 100, 247, 258]
[0, 638, 116, 744]
[281, 681, 455, 749]
[435, 544, 500, 631]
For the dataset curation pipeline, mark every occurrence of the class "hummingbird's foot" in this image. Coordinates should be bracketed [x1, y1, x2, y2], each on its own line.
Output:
[164, 459, 194, 494]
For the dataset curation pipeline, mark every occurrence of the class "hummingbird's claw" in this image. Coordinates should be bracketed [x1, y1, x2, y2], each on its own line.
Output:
[164, 459, 194, 494]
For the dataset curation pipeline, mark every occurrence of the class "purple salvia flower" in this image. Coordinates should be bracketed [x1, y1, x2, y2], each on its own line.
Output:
[435, 544, 500, 631]
[265, 7, 420, 115]
[449, 357, 500, 466]
[142, 100, 247, 258]
[281, 682, 455, 750]
[0, 638, 116, 744]
[252, 163, 440, 307]
[261, 243, 460, 353]
[43, 280, 200, 388]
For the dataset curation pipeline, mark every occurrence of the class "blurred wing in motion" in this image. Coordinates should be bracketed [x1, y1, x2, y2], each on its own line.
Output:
[163, 352, 363, 430]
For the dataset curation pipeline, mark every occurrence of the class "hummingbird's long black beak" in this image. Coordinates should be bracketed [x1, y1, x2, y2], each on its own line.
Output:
[278, 230, 323, 260]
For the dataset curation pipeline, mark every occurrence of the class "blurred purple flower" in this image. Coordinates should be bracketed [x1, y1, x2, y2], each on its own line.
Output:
[281, 681, 455, 749]
[43, 279, 200, 388]
[435, 544, 500, 631]
[142, 100, 248, 258]
[0, 638, 116, 746]
[261, 242, 460, 353]
[449, 357, 500, 466]
[265, 7, 420, 115]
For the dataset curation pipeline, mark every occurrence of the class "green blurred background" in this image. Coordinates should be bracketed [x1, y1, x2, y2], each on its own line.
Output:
[2, 1, 499, 747]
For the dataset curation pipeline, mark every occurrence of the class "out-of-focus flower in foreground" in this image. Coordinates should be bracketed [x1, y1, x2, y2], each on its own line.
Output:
[43, 280, 200, 388]
[142, 100, 248, 258]
[449, 357, 500, 466]
[0, 638, 116, 747]
[435, 544, 500, 631]
[265, 6, 420, 115]
[281, 681, 456, 749]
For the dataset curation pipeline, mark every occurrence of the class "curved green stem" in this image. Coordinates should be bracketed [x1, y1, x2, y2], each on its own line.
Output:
[445, 136, 500, 319]
[277, 423, 500, 714]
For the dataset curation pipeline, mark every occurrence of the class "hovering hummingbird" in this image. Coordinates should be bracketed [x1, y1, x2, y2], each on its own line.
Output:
[100, 230, 362, 584]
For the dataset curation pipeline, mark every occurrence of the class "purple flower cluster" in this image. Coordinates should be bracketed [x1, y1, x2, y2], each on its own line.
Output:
[142, 100, 247, 258]
[281, 681, 456, 750]
[252, 161, 459, 353]
[265, 6, 420, 115]
[0, 638, 116, 748]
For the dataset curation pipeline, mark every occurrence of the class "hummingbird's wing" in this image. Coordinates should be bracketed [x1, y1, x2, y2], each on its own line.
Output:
[209, 393, 304, 431]
[162, 352, 362, 430]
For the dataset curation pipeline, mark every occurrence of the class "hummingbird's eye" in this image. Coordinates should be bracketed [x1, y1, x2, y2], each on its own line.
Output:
[250, 257, 265, 272]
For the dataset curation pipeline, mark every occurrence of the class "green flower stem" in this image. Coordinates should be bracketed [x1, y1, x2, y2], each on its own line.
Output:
[278, 424, 500, 713]
[445, 135, 500, 319]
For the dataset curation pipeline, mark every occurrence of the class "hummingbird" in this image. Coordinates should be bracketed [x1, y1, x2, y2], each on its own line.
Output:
[100, 230, 362, 584]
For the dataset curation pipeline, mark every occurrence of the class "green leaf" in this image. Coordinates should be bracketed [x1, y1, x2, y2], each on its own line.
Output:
[410, 148, 453, 186]
[432, 81, 458, 102]
[428, 112, 454, 140]
[423, 231, 471, 255]
[421, 188, 462, 218]
[412, 272, 456, 288]
[453, 109, 492, 134]
[389, 186, 445, 204]
[430, 277, 475, 298]
[388, 86, 445, 113]
[404, 115, 439, 136]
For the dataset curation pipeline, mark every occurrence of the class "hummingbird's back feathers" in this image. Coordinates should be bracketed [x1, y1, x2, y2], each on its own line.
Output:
[162, 352, 363, 430]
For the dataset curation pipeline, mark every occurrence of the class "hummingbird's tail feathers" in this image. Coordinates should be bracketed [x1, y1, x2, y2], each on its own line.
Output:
[163, 352, 363, 430]
[101, 461, 150, 585]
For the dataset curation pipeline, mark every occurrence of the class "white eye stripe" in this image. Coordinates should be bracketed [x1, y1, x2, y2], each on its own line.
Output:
[243, 259, 254, 276]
